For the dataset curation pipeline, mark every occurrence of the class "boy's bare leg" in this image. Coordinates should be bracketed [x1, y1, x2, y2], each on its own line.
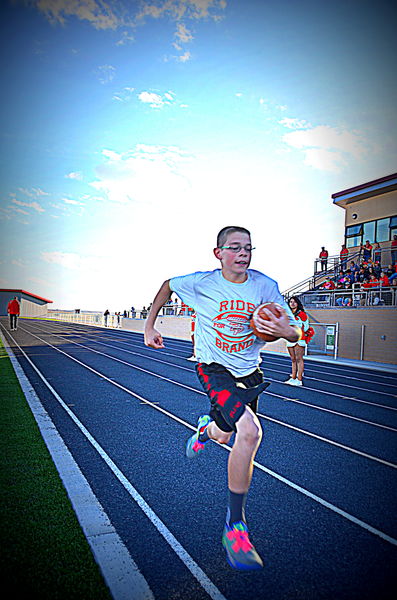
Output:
[206, 407, 262, 493]
[228, 407, 262, 493]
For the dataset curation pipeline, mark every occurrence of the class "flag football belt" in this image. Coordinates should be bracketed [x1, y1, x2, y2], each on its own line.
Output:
[195, 362, 270, 428]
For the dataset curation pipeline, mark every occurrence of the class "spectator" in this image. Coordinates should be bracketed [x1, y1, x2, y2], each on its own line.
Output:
[340, 244, 349, 270]
[373, 242, 381, 266]
[187, 312, 197, 361]
[362, 240, 372, 262]
[392, 235, 397, 266]
[379, 271, 390, 287]
[116, 311, 121, 327]
[104, 309, 110, 326]
[319, 247, 328, 271]
[388, 264, 397, 285]
[131, 306, 136, 318]
[321, 277, 335, 290]
[7, 296, 20, 331]
[349, 260, 359, 274]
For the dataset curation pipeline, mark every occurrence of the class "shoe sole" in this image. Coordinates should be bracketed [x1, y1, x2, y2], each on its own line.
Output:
[186, 415, 211, 458]
[222, 538, 263, 571]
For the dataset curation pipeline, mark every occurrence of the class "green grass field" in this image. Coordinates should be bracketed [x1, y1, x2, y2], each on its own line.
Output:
[0, 337, 113, 599]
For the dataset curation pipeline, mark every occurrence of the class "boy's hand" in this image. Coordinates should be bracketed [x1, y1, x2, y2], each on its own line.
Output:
[255, 306, 300, 342]
[144, 327, 165, 349]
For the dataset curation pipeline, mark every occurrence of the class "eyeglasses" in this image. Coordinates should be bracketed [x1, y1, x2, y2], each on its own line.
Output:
[219, 244, 255, 253]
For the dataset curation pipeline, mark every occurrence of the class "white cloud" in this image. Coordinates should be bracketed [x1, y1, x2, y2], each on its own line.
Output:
[41, 251, 104, 272]
[137, 90, 177, 108]
[177, 50, 191, 62]
[279, 117, 311, 129]
[282, 125, 367, 172]
[174, 22, 193, 44]
[18, 187, 48, 197]
[138, 91, 164, 108]
[90, 144, 191, 204]
[12, 199, 45, 213]
[65, 171, 83, 180]
[112, 86, 135, 102]
[95, 64, 116, 84]
[33, 0, 122, 30]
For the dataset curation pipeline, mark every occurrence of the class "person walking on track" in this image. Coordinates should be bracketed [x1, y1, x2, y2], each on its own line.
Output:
[7, 296, 20, 331]
[144, 226, 300, 571]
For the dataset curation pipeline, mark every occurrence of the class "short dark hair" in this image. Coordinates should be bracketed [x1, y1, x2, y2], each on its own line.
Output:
[216, 226, 251, 248]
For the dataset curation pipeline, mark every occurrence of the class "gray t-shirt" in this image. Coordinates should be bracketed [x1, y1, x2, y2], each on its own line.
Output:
[170, 268, 295, 377]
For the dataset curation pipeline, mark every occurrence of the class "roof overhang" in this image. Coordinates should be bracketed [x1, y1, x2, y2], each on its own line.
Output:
[332, 173, 397, 208]
[0, 289, 53, 303]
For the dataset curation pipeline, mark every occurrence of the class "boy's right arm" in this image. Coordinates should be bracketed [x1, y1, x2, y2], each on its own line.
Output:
[144, 280, 172, 349]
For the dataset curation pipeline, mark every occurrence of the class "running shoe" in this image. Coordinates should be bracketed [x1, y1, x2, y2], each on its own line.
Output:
[222, 521, 263, 570]
[186, 415, 211, 458]
[291, 379, 303, 386]
[285, 377, 295, 385]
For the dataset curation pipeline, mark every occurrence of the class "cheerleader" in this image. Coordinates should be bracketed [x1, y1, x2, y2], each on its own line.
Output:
[285, 296, 310, 386]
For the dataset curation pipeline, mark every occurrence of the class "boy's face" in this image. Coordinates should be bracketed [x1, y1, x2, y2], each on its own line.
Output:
[214, 230, 252, 282]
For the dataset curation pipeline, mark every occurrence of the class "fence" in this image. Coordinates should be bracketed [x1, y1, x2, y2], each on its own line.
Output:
[300, 286, 397, 309]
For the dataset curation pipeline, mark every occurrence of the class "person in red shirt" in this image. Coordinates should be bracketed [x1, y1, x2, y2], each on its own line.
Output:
[339, 244, 349, 270]
[319, 247, 328, 271]
[7, 296, 20, 331]
[379, 272, 389, 287]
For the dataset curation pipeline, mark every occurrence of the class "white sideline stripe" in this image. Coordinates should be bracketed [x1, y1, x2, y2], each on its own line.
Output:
[10, 325, 397, 548]
[0, 331, 154, 600]
[258, 413, 397, 469]
[22, 324, 397, 432]
[29, 321, 397, 408]
[1, 329, 228, 600]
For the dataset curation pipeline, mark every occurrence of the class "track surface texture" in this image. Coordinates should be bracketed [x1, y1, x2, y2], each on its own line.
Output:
[2, 318, 397, 600]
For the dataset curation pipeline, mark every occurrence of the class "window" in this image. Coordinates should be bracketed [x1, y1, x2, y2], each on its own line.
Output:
[376, 218, 389, 242]
[363, 221, 375, 243]
[345, 215, 397, 247]
[346, 224, 362, 237]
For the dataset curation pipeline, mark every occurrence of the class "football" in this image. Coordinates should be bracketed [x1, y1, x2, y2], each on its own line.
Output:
[250, 302, 283, 342]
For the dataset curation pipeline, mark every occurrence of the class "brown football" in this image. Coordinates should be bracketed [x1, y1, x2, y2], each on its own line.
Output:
[250, 302, 283, 342]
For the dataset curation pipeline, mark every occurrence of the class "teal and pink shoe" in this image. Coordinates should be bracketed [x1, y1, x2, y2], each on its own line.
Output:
[222, 521, 263, 570]
[185, 415, 211, 458]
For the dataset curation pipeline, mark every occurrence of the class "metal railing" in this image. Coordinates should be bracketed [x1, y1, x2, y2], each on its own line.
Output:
[300, 286, 397, 308]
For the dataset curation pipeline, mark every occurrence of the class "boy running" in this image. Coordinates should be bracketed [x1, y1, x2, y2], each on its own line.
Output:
[144, 226, 300, 570]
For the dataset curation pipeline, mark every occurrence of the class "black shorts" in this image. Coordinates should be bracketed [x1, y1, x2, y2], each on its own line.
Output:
[195, 362, 269, 433]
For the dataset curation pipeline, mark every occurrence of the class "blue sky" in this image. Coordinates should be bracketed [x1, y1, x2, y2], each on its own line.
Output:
[1, 0, 396, 311]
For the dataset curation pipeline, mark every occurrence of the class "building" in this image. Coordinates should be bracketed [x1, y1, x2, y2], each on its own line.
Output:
[332, 172, 397, 265]
[0, 289, 52, 317]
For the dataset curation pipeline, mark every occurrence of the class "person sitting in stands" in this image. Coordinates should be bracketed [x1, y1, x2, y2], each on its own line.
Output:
[379, 271, 390, 287]
[388, 264, 397, 285]
[321, 277, 335, 290]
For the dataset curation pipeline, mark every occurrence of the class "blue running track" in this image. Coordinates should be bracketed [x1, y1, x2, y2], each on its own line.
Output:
[2, 318, 397, 600]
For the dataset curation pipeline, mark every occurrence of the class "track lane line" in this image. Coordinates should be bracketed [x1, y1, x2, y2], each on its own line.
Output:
[6, 324, 397, 548]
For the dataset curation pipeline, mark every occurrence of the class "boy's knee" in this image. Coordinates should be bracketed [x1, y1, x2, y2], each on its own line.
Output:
[236, 411, 262, 446]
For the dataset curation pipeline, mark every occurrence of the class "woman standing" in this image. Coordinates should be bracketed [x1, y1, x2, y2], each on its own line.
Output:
[285, 296, 310, 386]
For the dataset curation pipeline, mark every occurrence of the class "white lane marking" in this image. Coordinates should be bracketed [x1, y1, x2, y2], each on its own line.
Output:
[1, 328, 228, 600]
[23, 322, 397, 430]
[264, 390, 397, 433]
[30, 320, 397, 403]
[9, 325, 397, 548]
[258, 413, 397, 469]
[0, 331, 154, 600]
